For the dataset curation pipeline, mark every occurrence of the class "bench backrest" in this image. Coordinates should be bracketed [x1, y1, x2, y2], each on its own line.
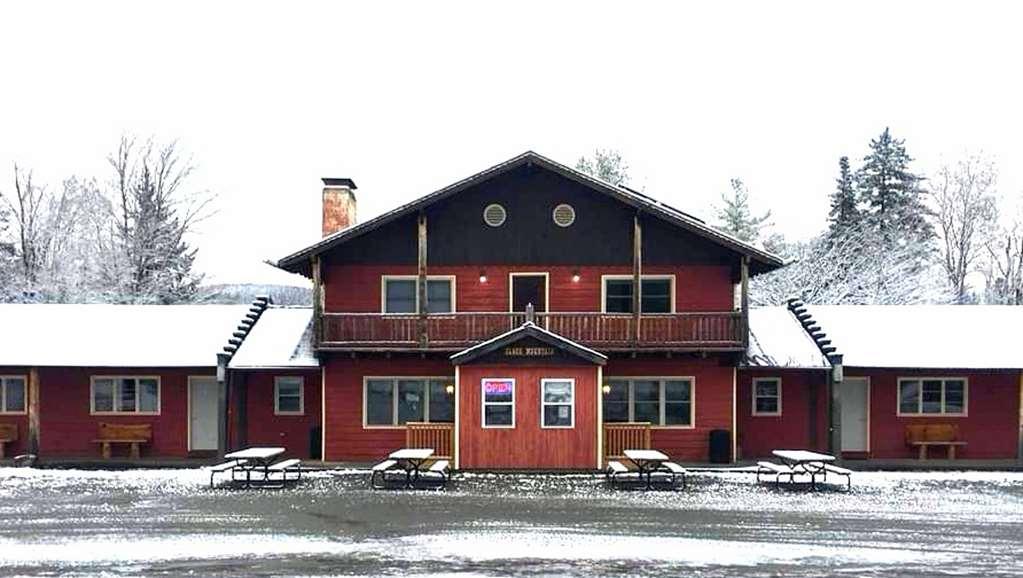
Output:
[97, 422, 152, 441]
[905, 423, 960, 444]
[0, 423, 17, 441]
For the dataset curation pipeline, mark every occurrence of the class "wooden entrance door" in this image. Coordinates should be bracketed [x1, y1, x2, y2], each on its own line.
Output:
[510, 273, 548, 314]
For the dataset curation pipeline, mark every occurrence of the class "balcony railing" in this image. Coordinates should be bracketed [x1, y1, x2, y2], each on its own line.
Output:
[405, 422, 454, 460]
[603, 422, 652, 466]
[320, 311, 744, 350]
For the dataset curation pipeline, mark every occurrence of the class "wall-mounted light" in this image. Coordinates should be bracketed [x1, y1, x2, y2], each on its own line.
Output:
[571, 269, 581, 283]
[445, 383, 455, 395]
[479, 269, 487, 283]
[601, 383, 611, 395]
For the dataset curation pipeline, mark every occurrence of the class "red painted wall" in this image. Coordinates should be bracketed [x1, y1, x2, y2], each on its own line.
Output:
[849, 368, 1020, 459]
[324, 264, 734, 313]
[605, 356, 735, 462]
[458, 364, 599, 469]
[238, 369, 322, 459]
[321, 355, 455, 461]
[736, 368, 829, 459]
[0, 367, 30, 457]
[36, 367, 213, 458]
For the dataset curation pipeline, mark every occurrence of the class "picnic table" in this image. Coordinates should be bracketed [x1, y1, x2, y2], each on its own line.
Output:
[770, 449, 849, 489]
[389, 448, 435, 489]
[225, 447, 285, 487]
[624, 449, 669, 490]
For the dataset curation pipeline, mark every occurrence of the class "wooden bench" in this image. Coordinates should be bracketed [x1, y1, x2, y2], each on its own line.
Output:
[93, 423, 152, 459]
[0, 424, 17, 459]
[905, 424, 967, 460]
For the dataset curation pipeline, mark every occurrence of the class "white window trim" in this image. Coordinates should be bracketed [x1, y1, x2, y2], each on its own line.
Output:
[540, 378, 575, 429]
[274, 376, 305, 416]
[752, 377, 782, 416]
[0, 375, 27, 415]
[600, 274, 676, 314]
[508, 272, 550, 313]
[380, 275, 457, 314]
[90, 375, 161, 416]
[602, 376, 695, 429]
[896, 377, 969, 417]
[362, 376, 455, 428]
[482, 377, 516, 429]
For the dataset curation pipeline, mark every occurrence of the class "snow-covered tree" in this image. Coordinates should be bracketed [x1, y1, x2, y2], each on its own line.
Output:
[930, 155, 999, 303]
[575, 148, 630, 186]
[827, 156, 859, 239]
[982, 210, 1023, 305]
[715, 178, 772, 243]
[856, 128, 934, 257]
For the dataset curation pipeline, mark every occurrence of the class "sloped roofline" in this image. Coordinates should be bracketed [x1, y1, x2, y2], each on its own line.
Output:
[277, 151, 786, 276]
[450, 321, 608, 365]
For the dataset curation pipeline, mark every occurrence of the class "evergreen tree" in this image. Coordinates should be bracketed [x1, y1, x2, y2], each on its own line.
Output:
[575, 148, 629, 186]
[856, 128, 934, 253]
[827, 156, 859, 238]
[715, 178, 771, 243]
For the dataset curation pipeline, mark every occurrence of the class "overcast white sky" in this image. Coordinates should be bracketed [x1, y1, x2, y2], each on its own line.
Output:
[2, 1, 1021, 285]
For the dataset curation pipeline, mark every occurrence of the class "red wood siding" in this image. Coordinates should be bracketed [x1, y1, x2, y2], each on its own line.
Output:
[458, 364, 599, 469]
[850, 368, 1021, 459]
[324, 264, 734, 313]
[35, 367, 211, 458]
[605, 357, 735, 462]
[321, 356, 454, 461]
[0, 367, 30, 457]
[736, 368, 829, 459]
[239, 369, 321, 459]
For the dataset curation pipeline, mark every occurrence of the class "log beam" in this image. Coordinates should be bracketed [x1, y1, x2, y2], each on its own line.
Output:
[632, 213, 642, 343]
[417, 212, 428, 348]
[28, 367, 40, 456]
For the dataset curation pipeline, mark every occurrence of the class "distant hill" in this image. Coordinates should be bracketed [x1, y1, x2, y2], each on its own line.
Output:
[200, 283, 311, 306]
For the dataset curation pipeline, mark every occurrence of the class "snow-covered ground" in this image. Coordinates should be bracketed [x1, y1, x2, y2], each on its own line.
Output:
[0, 468, 1021, 577]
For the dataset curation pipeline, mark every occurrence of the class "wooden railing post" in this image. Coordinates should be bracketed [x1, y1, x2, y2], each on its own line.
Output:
[417, 212, 428, 348]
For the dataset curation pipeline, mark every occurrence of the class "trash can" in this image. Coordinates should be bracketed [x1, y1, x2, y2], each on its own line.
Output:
[708, 429, 731, 463]
[309, 425, 322, 460]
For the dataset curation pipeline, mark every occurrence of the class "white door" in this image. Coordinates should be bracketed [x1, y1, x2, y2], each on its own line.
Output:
[189, 377, 219, 451]
[840, 378, 869, 452]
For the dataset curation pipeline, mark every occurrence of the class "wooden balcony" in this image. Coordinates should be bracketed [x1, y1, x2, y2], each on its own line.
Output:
[319, 311, 744, 351]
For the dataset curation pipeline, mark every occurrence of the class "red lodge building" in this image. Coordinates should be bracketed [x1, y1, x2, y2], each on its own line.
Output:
[1, 152, 1021, 468]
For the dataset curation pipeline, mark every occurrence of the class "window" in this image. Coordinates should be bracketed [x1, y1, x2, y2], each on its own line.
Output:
[274, 376, 304, 415]
[482, 378, 515, 428]
[601, 276, 674, 313]
[752, 378, 782, 416]
[0, 376, 26, 414]
[382, 276, 455, 314]
[91, 377, 159, 414]
[602, 378, 694, 426]
[364, 377, 454, 426]
[541, 379, 574, 428]
[898, 378, 967, 416]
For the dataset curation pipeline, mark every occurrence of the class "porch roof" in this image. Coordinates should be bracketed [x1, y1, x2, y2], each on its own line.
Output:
[228, 306, 318, 369]
[450, 321, 608, 365]
[744, 306, 831, 369]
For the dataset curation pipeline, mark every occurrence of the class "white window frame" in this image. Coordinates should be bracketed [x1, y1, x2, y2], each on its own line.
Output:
[896, 377, 969, 417]
[274, 376, 305, 416]
[381, 275, 457, 314]
[0, 375, 27, 415]
[600, 275, 676, 314]
[601, 376, 695, 428]
[482, 377, 516, 429]
[90, 376, 161, 416]
[752, 377, 782, 416]
[508, 272, 550, 313]
[540, 378, 575, 429]
[362, 376, 455, 428]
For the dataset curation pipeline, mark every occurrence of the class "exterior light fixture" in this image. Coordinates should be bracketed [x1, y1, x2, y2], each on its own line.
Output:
[479, 270, 487, 283]
[571, 269, 581, 283]
[445, 383, 455, 395]
[601, 383, 611, 395]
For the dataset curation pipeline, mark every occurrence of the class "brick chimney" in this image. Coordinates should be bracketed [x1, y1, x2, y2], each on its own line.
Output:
[321, 178, 357, 237]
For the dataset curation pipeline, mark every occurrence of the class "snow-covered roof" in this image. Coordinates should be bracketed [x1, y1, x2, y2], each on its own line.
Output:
[0, 304, 249, 367]
[744, 307, 830, 369]
[806, 305, 1023, 369]
[229, 306, 318, 369]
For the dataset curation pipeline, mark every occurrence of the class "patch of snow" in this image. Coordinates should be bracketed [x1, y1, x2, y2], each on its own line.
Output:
[745, 307, 830, 368]
[228, 306, 317, 368]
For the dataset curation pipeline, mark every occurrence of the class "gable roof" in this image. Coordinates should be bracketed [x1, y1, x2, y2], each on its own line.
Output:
[277, 151, 785, 277]
[802, 305, 1023, 369]
[743, 306, 831, 369]
[450, 321, 608, 365]
[228, 306, 318, 369]
[0, 304, 250, 368]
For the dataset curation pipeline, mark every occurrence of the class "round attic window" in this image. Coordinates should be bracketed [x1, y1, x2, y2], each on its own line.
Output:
[483, 203, 507, 227]
[552, 203, 576, 227]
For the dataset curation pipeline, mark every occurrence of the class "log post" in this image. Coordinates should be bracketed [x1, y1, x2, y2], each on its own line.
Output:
[27, 367, 40, 456]
[312, 257, 323, 347]
[417, 212, 428, 348]
[632, 213, 642, 344]
[828, 354, 844, 461]
[216, 352, 229, 459]
[740, 255, 750, 347]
